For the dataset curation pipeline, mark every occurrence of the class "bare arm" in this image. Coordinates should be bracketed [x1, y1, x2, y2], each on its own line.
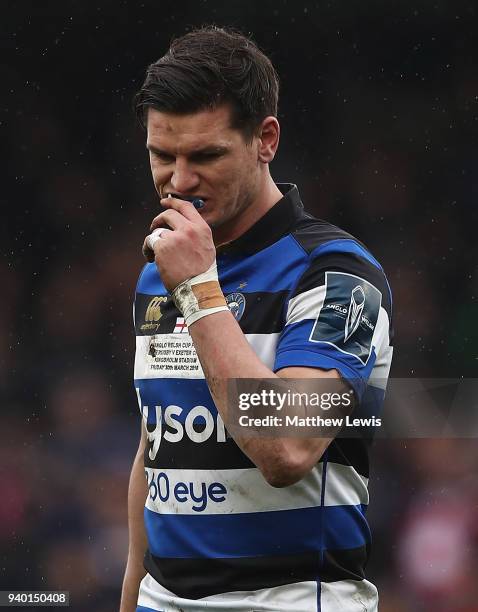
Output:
[120, 423, 148, 612]
[189, 311, 348, 487]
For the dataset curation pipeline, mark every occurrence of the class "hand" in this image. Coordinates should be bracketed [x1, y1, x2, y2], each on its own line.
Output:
[143, 196, 216, 292]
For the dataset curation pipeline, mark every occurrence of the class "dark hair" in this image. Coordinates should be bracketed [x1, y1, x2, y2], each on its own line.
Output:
[134, 26, 279, 141]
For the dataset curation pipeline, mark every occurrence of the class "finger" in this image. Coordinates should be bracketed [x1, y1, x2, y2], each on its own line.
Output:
[142, 228, 172, 261]
[142, 236, 156, 262]
[160, 195, 202, 222]
[142, 239, 156, 263]
[146, 227, 172, 250]
[150, 208, 191, 231]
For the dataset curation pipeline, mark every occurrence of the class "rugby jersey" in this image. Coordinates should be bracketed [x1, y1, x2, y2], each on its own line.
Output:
[133, 183, 393, 610]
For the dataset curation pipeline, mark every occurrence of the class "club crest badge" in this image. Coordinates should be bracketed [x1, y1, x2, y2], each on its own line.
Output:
[226, 292, 246, 321]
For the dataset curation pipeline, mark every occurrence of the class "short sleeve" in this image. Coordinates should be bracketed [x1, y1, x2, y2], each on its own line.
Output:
[274, 247, 393, 400]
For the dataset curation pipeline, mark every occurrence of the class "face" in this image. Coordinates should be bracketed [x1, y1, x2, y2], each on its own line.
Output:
[146, 104, 262, 231]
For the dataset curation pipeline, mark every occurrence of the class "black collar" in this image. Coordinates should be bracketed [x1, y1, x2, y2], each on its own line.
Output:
[216, 183, 305, 256]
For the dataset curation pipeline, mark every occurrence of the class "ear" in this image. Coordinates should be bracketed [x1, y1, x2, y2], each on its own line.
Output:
[257, 116, 280, 163]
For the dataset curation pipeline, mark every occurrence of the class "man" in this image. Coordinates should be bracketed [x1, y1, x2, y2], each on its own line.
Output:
[120, 26, 393, 612]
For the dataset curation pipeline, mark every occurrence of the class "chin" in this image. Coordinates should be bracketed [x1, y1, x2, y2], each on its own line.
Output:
[198, 209, 214, 227]
[202, 208, 227, 230]
[206, 200, 241, 231]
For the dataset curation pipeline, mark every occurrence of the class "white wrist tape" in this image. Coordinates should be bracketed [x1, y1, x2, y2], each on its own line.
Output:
[172, 261, 229, 326]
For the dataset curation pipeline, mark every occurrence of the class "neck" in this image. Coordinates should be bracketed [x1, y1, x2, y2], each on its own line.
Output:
[213, 172, 283, 247]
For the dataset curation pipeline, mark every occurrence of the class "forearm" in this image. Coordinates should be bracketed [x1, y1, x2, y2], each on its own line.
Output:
[120, 437, 148, 612]
[190, 310, 272, 394]
[189, 311, 334, 486]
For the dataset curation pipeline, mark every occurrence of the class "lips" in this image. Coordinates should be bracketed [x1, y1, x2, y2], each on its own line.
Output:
[169, 193, 207, 202]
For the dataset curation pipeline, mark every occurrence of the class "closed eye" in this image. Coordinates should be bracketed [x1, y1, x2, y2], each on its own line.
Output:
[147, 145, 229, 163]
[150, 150, 174, 164]
[190, 150, 226, 163]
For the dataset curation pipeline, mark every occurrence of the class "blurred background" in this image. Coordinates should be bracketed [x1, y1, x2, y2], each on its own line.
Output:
[2, 1, 477, 610]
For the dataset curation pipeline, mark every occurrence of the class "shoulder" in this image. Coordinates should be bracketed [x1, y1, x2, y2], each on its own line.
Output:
[288, 212, 392, 317]
[291, 213, 379, 266]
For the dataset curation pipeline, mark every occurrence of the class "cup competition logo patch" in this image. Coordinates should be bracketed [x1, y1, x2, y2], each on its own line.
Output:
[309, 272, 382, 365]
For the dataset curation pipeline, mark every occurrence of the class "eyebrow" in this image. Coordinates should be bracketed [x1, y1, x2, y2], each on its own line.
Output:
[146, 144, 230, 157]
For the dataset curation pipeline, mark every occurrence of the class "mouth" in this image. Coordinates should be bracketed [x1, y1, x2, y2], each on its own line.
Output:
[166, 193, 208, 210]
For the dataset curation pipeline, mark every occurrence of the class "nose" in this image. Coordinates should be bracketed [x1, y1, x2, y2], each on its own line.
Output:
[170, 158, 200, 194]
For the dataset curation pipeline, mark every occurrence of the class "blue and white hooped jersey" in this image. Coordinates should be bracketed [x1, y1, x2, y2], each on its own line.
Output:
[133, 184, 393, 611]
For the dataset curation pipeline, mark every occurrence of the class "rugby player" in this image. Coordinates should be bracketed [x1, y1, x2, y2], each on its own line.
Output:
[120, 26, 393, 612]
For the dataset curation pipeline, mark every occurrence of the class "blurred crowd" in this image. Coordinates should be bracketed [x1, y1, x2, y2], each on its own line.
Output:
[2, 2, 477, 610]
